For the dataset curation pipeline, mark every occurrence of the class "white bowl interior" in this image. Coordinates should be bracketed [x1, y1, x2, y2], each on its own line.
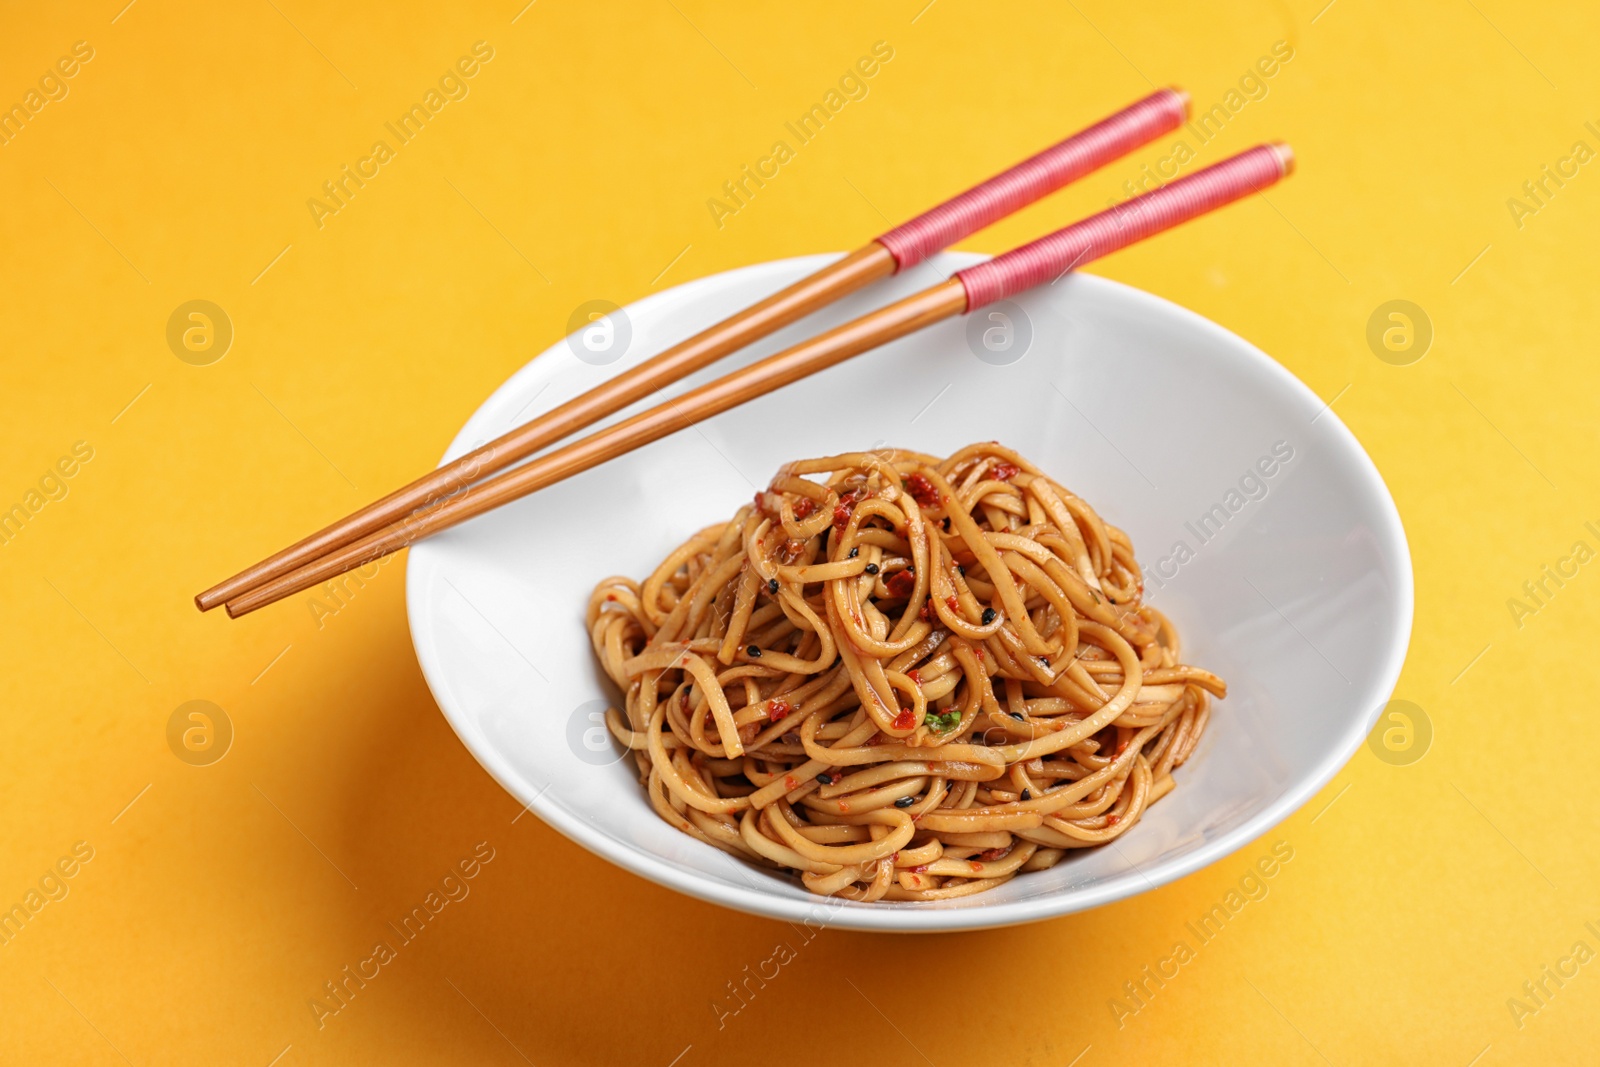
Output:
[406, 253, 1412, 932]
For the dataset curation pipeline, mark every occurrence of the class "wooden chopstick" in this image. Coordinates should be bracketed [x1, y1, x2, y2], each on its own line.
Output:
[195, 88, 1190, 612]
[223, 144, 1293, 618]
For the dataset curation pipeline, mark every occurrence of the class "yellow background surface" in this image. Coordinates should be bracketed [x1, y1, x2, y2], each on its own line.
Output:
[2, 0, 1596, 1062]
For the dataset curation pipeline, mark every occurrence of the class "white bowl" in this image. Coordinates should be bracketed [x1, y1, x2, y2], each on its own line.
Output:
[406, 252, 1412, 933]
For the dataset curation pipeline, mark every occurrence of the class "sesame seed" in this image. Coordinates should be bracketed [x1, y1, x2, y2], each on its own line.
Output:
[1020, 789, 1032, 801]
[1008, 711, 1025, 722]
[816, 773, 833, 785]
[894, 795, 916, 808]
[746, 645, 762, 657]
[864, 563, 879, 575]
[981, 607, 997, 624]
[768, 578, 779, 594]
[848, 546, 859, 558]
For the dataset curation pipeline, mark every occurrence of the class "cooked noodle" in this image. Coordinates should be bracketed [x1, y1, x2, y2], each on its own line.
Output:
[585, 443, 1224, 901]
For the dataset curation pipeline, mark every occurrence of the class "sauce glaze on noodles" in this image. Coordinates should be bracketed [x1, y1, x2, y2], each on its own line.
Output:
[586, 443, 1224, 901]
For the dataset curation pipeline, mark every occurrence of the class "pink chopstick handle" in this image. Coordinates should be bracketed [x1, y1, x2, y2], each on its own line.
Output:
[955, 144, 1292, 312]
[873, 88, 1188, 272]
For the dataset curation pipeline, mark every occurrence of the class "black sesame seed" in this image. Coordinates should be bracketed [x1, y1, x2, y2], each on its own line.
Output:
[746, 645, 762, 657]
[958, 565, 966, 577]
[894, 795, 916, 808]
[768, 578, 779, 594]
[981, 607, 997, 624]
[1020, 789, 1032, 801]
[816, 773, 833, 785]
[1009, 711, 1025, 722]
[864, 563, 880, 575]
[848, 546, 859, 558]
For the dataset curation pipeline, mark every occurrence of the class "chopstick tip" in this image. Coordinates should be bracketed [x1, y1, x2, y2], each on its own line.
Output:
[1268, 141, 1295, 177]
[1164, 85, 1190, 119]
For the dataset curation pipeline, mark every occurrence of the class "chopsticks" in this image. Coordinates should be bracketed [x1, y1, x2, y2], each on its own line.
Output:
[196, 89, 1189, 614]
[221, 143, 1293, 617]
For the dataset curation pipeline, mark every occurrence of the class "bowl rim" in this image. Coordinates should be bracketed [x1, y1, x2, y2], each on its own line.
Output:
[407, 251, 1414, 933]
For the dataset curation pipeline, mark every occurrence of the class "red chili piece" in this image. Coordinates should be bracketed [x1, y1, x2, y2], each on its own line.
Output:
[892, 708, 916, 731]
[885, 570, 916, 598]
[832, 489, 863, 531]
[766, 699, 792, 723]
[904, 472, 940, 507]
[793, 498, 815, 519]
[992, 463, 1020, 481]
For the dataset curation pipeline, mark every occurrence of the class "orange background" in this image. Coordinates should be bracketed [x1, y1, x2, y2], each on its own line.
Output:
[2, 0, 1597, 1063]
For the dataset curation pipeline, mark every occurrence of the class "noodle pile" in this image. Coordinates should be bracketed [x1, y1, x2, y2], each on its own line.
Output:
[585, 443, 1224, 901]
